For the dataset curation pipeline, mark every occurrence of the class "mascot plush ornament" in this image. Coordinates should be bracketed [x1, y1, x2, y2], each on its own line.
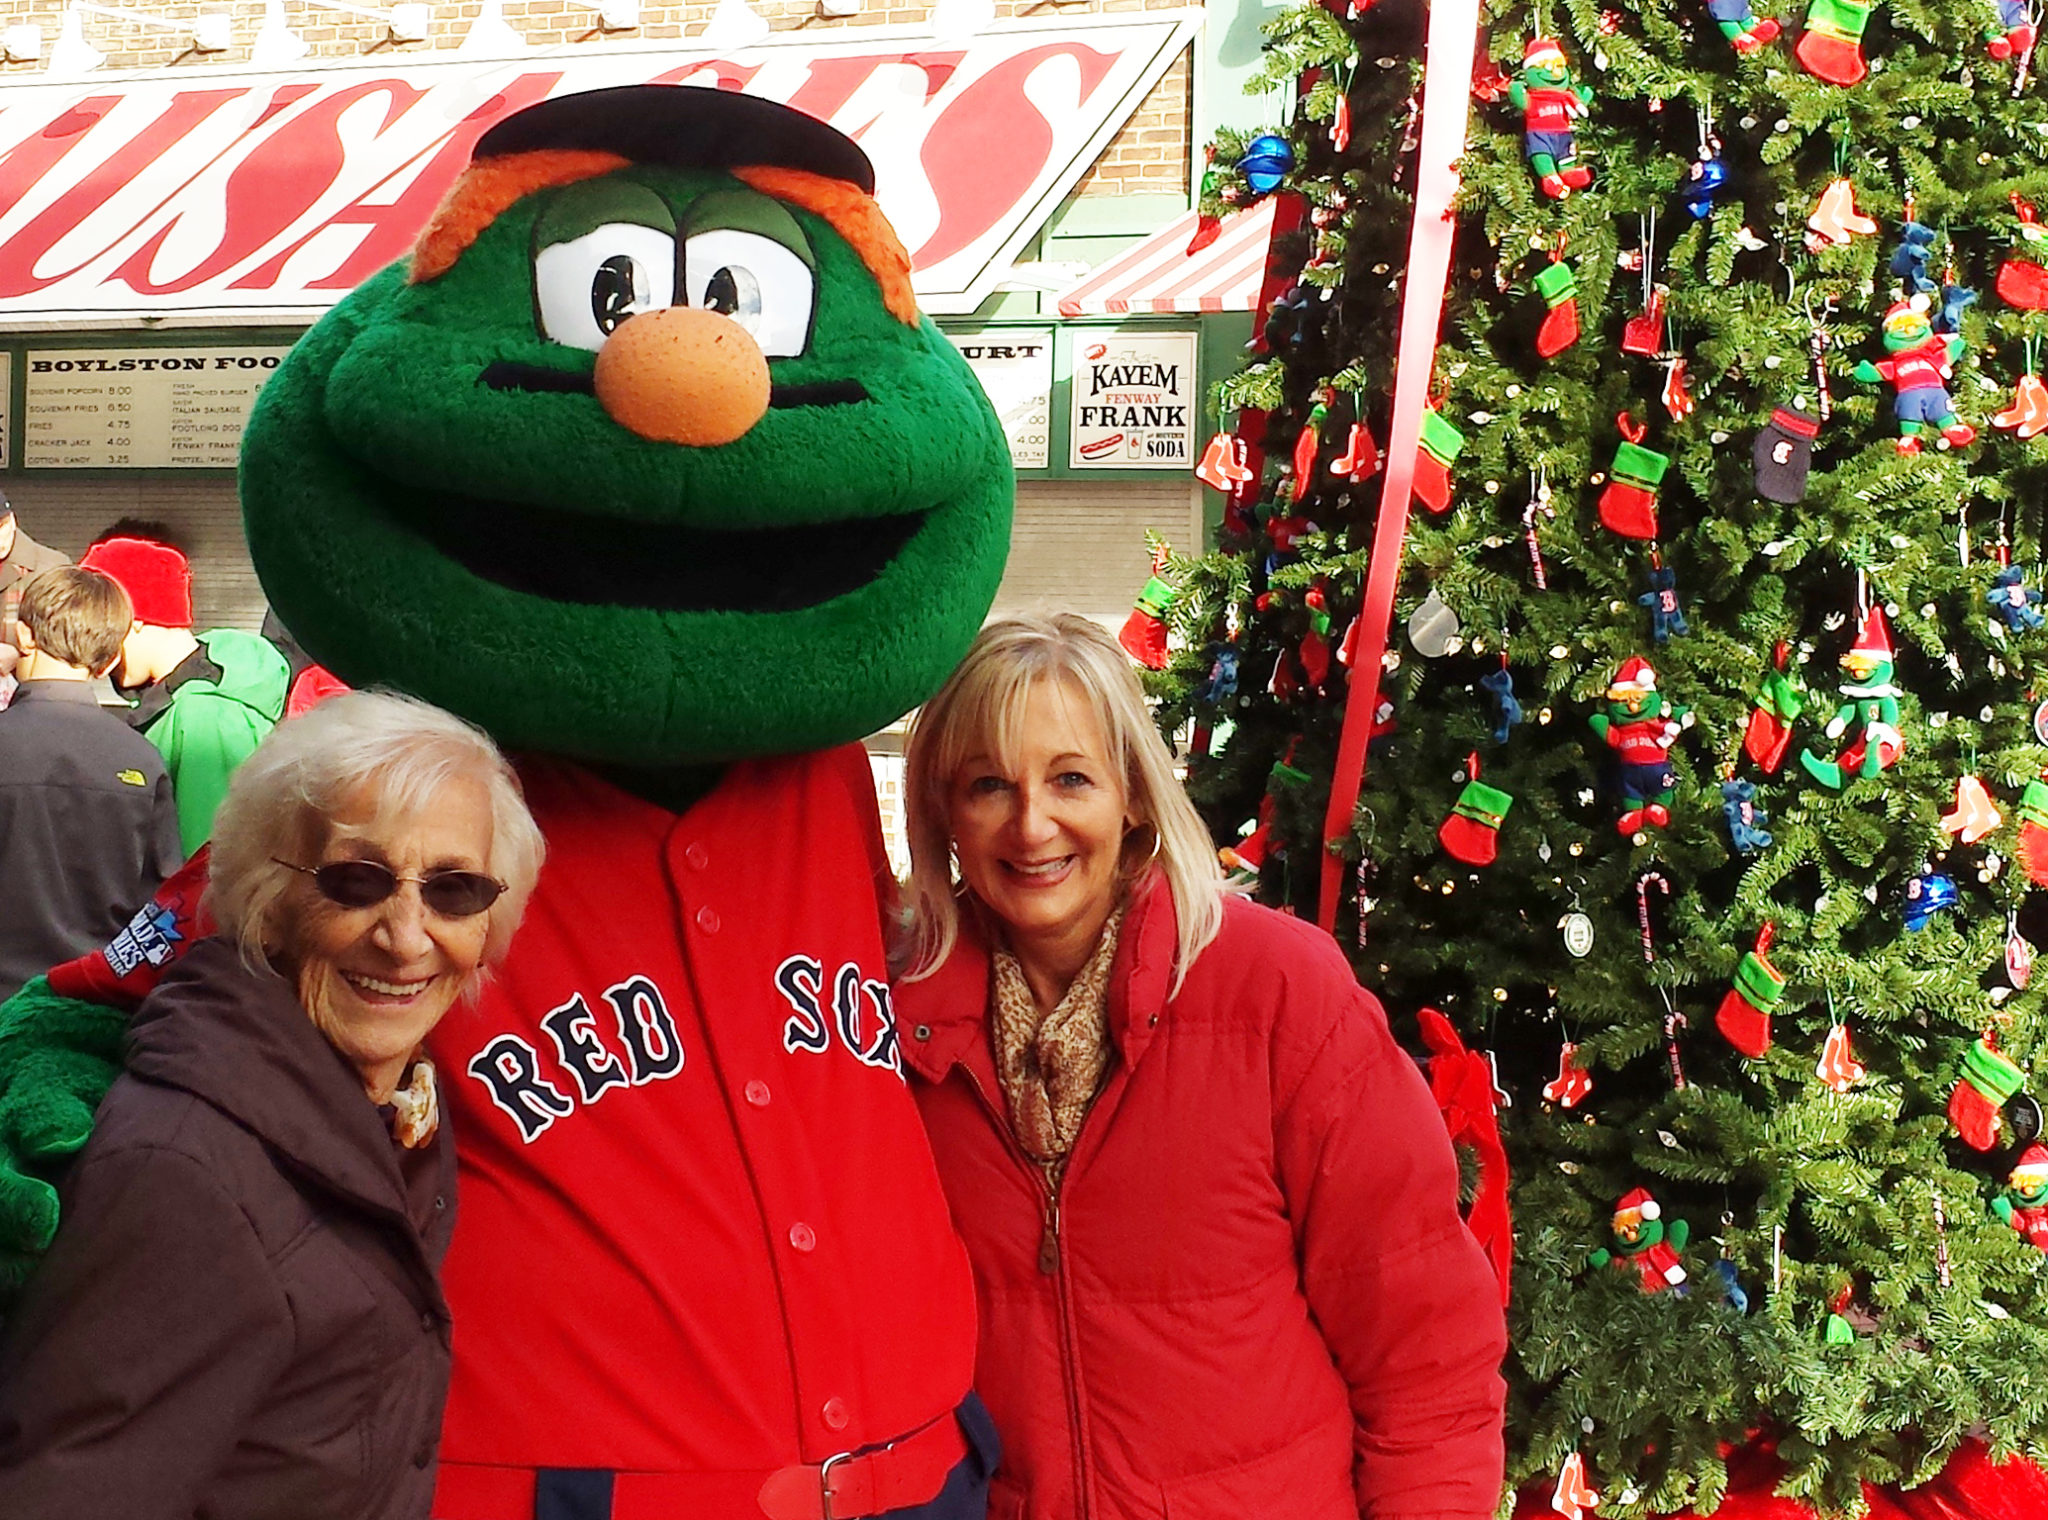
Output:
[0, 87, 1013, 1520]
[1585, 1187, 1688, 1291]
[1799, 605, 1904, 789]
[1993, 1143, 2048, 1250]
[1853, 294, 1977, 455]
[1587, 656, 1692, 835]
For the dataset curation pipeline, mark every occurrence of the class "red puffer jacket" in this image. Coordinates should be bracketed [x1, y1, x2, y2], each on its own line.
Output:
[899, 876, 1507, 1520]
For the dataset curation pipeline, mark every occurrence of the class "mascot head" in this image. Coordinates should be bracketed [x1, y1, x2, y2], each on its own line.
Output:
[241, 85, 1012, 764]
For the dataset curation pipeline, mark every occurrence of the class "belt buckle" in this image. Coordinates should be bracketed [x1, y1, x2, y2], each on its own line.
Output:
[818, 1450, 854, 1520]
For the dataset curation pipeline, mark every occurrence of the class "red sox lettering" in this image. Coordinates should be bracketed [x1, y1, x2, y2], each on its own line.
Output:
[468, 956, 901, 1142]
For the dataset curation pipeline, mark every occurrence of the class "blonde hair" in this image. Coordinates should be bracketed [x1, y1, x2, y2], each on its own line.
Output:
[208, 689, 546, 974]
[901, 614, 1223, 992]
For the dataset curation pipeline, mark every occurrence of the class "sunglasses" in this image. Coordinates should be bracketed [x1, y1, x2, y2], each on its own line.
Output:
[276, 858, 506, 918]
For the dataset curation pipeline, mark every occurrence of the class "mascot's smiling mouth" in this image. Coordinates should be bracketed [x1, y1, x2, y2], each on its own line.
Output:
[405, 482, 927, 613]
[477, 360, 871, 410]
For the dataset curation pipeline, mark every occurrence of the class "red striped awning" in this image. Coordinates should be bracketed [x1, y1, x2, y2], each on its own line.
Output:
[1055, 198, 1280, 318]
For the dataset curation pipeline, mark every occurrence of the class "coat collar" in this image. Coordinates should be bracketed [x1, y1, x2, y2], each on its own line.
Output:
[124, 938, 434, 1234]
[900, 870, 1180, 1086]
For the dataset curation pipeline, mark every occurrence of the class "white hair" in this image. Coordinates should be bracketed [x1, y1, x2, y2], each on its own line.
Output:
[900, 613, 1223, 993]
[207, 688, 545, 971]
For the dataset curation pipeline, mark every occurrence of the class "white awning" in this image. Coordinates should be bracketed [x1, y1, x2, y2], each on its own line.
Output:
[1055, 197, 1277, 318]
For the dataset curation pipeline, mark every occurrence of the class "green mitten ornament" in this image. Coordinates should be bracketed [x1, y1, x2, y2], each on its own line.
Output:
[1439, 776, 1513, 866]
[1715, 924, 1784, 1057]
[1796, 0, 1874, 83]
[2019, 777, 2048, 885]
[1599, 429, 1670, 540]
[1413, 408, 1467, 515]
[1534, 259, 1582, 358]
[0, 975, 127, 1299]
[1950, 1037, 2025, 1150]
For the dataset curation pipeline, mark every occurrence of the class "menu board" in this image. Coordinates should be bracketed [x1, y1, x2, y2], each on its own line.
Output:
[23, 347, 287, 468]
[948, 329, 1053, 470]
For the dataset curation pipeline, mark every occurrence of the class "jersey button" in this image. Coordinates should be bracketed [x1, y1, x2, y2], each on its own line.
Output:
[789, 1222, 817, 1253]
[683, 842, 710, 870]
[696, 905, 721, 934]
[745, 1080, 771, 1107]
[822, 1397, 850, 1432]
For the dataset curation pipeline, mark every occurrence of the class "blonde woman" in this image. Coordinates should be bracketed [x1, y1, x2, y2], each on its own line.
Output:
[897, 614, 1506, 1520]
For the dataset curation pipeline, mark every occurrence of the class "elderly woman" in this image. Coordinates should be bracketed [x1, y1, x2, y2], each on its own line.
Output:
[0, 689, 543, 1519]
[896, 614, 1507, 1520]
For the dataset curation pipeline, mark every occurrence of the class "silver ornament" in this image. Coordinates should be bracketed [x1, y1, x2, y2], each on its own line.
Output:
[1407, 589, 1460, 657]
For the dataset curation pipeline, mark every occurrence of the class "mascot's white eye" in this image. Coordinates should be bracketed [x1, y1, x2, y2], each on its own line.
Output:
[534, 223, 679, 352]
[683, 229, 814, 357]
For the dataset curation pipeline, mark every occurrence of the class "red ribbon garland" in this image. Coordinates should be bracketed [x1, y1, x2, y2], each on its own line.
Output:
[1318, 0, 1483, 930]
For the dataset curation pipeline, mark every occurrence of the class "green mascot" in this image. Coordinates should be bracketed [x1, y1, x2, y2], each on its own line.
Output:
[0, 86, 1012, 1519]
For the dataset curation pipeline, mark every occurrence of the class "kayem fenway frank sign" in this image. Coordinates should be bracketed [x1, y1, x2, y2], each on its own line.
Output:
[0, 13, 1197, 328]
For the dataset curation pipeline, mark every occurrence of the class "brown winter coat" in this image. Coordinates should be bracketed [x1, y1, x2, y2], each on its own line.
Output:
[0, 936, 456, 1520]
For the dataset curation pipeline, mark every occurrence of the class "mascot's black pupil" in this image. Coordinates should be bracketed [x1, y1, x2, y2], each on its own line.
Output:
[705, 267, 741, 315]
[592, 255, 641, 334]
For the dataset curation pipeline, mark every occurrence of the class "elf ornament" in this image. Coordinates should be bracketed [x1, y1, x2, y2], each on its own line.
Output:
[1588, 1187, 1689, 1292]
[1743, 641, 1804, 771]
[1951, 1036, 2025, 1149]
[1507, 37, 1595, 199]
[1707, 0, 1781, 49]
[1799, 605, 1904, 788]
[1716, 922, 1785, 1057]
[1588, 656, 1691, 834]
[1796, 0, 1877, 83]
[1992, 1144, 2048, 1250]
[1854, 295, 1975, 454]
[1598, 414, 1670, 539]
[1753, 403, 1820, 502]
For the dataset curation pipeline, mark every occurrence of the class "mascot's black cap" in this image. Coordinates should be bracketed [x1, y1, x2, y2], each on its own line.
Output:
[473, 84, 876, 195]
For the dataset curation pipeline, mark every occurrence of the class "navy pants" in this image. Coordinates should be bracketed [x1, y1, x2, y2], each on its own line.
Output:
[532, 1394, 1001, 1520]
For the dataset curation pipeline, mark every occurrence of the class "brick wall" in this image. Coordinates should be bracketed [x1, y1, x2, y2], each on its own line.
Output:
[0, 0, 1192, 202]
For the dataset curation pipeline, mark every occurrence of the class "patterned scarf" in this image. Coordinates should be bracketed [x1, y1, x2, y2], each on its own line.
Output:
[990, 910, 1122, 1171]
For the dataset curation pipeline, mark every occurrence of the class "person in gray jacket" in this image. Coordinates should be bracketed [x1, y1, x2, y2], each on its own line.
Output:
[0, 690, 544, 1520]
[0, 567, 180, 1003]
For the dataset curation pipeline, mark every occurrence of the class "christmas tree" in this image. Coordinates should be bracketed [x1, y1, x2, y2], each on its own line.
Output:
[1157, 0, 2048, 1511]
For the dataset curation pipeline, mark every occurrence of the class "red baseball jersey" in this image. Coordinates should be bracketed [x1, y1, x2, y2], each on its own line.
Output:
[47, 745, 978, 1511]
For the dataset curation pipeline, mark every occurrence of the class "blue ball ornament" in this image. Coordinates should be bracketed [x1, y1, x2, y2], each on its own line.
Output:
[1902, 870, 1959, 931]
[1238, 134, 1295, 195]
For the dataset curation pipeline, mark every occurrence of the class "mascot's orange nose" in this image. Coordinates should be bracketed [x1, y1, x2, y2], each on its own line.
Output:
[592, 306, 772, 447]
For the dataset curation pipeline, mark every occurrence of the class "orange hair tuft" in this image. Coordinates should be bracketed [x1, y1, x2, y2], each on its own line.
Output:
[410, 149, 631, 283]
[734, 166, 919, 326]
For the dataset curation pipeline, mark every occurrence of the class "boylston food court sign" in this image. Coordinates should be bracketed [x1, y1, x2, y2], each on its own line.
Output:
[0, 12, 1197, 328]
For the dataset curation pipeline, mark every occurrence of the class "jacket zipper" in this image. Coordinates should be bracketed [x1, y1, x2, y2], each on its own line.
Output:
[959, 1066, 1093, 1520]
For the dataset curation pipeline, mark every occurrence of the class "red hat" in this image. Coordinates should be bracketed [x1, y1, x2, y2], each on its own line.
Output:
[78, 536, 192, 628]
[1881, 294, 1932, 336]
[2011, 1144, 2048, 1185]
[1613, 1187, 1661, 1223]
[1524, 36, 1567, 67]
[1607, 656, 1658, 698]
[1846, 605, 1893, 664]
